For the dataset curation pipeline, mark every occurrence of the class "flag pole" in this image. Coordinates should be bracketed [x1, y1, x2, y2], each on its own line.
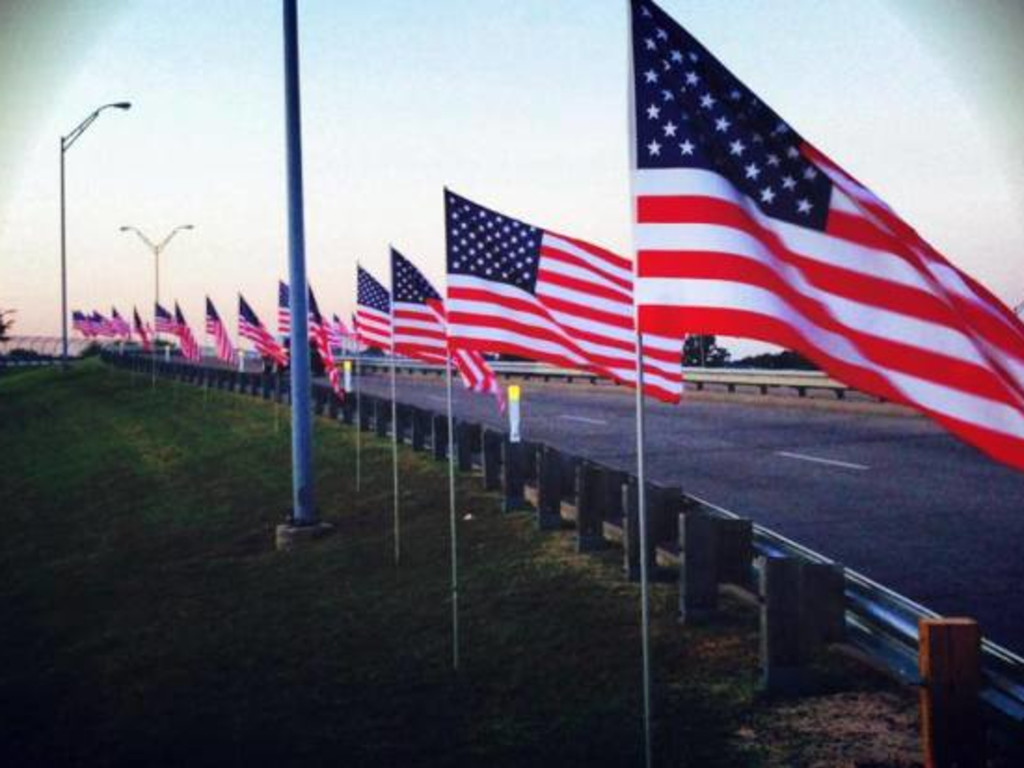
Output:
[390, 335, 401, 567]
[445, 351, 459, 671]
[625, 4, 653, 767]
[355, 354, 362, 492]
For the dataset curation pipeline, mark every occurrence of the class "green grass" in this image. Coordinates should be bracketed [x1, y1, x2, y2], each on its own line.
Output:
[0, 362, 892, 767]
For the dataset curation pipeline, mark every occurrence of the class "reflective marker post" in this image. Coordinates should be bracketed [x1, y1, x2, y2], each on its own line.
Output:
[343, 359, 352, 393]
[508, 384, 522, 443]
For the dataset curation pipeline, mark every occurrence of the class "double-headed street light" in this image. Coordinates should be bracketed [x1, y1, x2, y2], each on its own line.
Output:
[60, 101, 132, 368]
[119, 224, 194, 382]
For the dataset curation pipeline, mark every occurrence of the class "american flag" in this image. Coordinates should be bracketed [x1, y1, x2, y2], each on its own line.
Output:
[630, 0, 1024, 471]
[92, 311, 116, 338]
[205, 297, 237, 364]
[239, 294, 288, 365]
[174, 303, 202, 362]
[110, 307, 131, 339]
[329, 314, 350, 352]
[392, 247, 504, 406]
[154, 303, 177, 335]
[356, 266, 392, 352]
[278, 280, 291, 338]
[444, 190, 683, 402]
[133, 307, 151, 351]
[72, 311, 95, 337]
[308, 287, 342, 396]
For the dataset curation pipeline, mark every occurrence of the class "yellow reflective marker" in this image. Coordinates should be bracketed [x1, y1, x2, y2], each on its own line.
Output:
[508, 384, 521, 402]
[508, 384, 522, 442]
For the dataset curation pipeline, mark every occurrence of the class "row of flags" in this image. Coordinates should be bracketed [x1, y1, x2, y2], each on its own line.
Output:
[72, 0, 1024, 471]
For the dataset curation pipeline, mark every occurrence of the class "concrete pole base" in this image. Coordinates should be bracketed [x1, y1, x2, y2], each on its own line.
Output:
[275, 521, 335, 551]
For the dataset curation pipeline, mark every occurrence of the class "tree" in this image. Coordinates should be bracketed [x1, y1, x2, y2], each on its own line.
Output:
[683, 334, 730, 367]
[0, 309, 14, 342]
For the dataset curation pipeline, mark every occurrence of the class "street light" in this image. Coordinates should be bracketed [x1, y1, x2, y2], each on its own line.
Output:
[60, 101, 132, 368]
[119, 224, 194, 382]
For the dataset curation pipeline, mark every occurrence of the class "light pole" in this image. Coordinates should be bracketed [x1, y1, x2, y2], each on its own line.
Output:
[119, 224, 194, 384]
[60, 101, 132, 368]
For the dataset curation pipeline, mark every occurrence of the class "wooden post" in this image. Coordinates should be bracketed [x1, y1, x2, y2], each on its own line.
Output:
[501, 437, 527, 513]
[410, 407, 426, 451]
[261, 372, 272, 400]
[603, 469, 628, 524]
[574, 462, 606, 552]
[359, 395, 373, 431]
[536, 445, 562, 531]
[919, 618, 984, 768]
[341, 394, 355, 425]
[456, 421, 474, 472]
[327, 392, 339, 420]
[800, 562, 846, 654]
[432, 413, 448, 461]
[374, 398, 389, 438]
[313, 387, 326, 415]
[622, 477, 655, 581]
[713, 517, 754, 589]
[759, 555, 806, 695]
[482, 428, 502, 491]
[679, 510, 717, 623]
[649, 484, 682, 550]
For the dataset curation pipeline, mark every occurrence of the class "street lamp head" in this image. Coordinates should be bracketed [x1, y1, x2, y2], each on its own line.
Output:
[119, 225, 132, 232]
[180, 224, 195, 230]
[111, 102, 132, 110]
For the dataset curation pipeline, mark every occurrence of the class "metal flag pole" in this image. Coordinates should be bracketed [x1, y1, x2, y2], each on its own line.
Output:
[445, 351, 459, 671]
[390, 321, 401, 567]
[355, 354, 362, 492]
[282, 0, 316, 527]
[625, 3, 653, 766]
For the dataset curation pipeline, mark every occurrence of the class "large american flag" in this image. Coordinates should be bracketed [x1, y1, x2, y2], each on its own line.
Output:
[92, 311, 115, 338]
[392, 247, 504, 406]
[174, 303, 202, 362]
[630, 0, 1024, 471]
[444, 190, 683, 402]
[110, 307, 131, 339]
[154, 303, 177, 335]
[133, 307, 151, 351]
[278, 280, 291, 338]
[205, 297, 237, 364]
[239, 294, 288, 365]
[356, 266, 392, 352]
[308, 287, 342, 396]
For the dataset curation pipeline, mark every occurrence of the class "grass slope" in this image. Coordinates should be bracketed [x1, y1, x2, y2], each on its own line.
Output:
[0, 363, 908, 767]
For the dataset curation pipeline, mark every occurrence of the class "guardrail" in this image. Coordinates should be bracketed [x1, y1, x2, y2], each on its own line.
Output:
[354, 357, 855, 400]
[101, 352, 1023, 754]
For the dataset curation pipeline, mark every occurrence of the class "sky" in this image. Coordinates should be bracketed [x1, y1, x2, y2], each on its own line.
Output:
[1, 0, 1022, 358]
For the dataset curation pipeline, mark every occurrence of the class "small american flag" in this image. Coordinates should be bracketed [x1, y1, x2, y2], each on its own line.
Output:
[154, 303, 177, 335]
[356, 266, 392, 352]
[205, 297, 237, 364]
[630, 0, 1024, 470]
[174, 303, 202, 362]
[278, 280, 291, 339]
[444, 190, 683, 402]
[133, 307, 151, 351]
[110, 307, 131, 339]
[92, 311, 115, 338]
[239, 294, 288, 365]
[308, 287, 342, 396]
[72, 311, 94, 337]
[392, 247, 504, 407]
[329, 314, 350, 352]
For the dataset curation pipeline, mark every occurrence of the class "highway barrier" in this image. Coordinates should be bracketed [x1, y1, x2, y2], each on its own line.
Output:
[102, 351, 1023, 761]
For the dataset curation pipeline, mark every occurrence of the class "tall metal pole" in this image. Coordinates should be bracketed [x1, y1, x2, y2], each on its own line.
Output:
[390, 348, 401, 565]
[59, 141, 68, 368]
[445, 354, 459, 671]
[152, 248, 159, 387]
[282, 0, 315, 526]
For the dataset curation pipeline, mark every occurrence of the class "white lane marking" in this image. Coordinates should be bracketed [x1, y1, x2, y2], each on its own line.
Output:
[775, 451, 869, 471]
[558, 415, 608, 426]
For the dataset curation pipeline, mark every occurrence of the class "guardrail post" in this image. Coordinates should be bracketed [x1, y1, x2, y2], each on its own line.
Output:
[358, 395, 372, 431]
[649, 484, 683, 551]
[800, 562, 846, 654]
[679, 510, 718, 623]
[482, 428, 502, 491]
[341, 394, 355, 425]
[432, 413, 448, 460]
[410, 407, 427, 450]
[603, 468, 627, 525]
[502, 437, 527, 513]
[536, 445, 563, 531]
[560, 453, 579, 503]
[759, 555, 806, 695]
[261, 372, 272, 400]
[574, 462, 606, 553]
[713, 517, 754, 590]
[623, 477, 655, 581]
[313, 386, 326, 416]
[456, 422, 475, 472]
[374, 398, 389, 438]
[327, 392, 339, 420]
[919, 618, 984, 768]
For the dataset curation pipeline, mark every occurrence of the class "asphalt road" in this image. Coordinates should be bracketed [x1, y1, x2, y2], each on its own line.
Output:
[352, 371, 1024, 653]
